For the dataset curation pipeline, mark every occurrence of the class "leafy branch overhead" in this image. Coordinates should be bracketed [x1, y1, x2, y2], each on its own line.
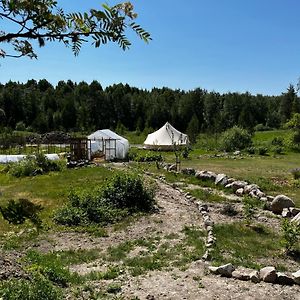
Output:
[0, 0, 151, 58]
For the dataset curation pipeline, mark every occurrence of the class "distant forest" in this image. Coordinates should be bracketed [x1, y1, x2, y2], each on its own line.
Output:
[0, 79, 299, 135]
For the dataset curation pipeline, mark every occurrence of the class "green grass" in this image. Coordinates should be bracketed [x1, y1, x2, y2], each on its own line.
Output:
[211, 222, 284, 270]
[252, 130, 291, 147]
[104, 226, 205, 276]
[26, 248, 100, 267]
[0, 166, 115, 234]
[189, 188, 230, 203]
[180, 151, 300, 206]
[123, 130, 147, 145]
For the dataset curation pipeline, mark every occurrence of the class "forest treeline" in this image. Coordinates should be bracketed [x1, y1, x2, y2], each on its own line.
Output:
[0, 79, 299, 136]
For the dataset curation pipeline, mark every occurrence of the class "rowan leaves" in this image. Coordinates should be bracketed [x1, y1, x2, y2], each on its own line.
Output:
[0, 1, 151, 58]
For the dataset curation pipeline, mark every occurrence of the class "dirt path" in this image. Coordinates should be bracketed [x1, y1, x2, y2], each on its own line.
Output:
[25, 179, 300, 299]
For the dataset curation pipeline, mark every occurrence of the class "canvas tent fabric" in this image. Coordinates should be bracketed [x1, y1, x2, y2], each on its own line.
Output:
[88, 129, 129, 160]
[143, 122, 189, 150]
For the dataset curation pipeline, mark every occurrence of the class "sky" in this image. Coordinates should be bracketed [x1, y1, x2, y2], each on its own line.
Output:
[1, 0, 300, 95]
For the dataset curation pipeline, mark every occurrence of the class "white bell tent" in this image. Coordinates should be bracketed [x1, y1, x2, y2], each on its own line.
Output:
[88, 129, 129, 160]
[143, 122, 189, 150]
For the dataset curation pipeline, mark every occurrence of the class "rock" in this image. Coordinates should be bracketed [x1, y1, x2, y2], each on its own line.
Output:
[249, 190, 259, 199]
[276, 272, 294, 285]
[235, 188, 244, 196]
[232, 267, 253, 281]
[292, 270, 300, 284]
[290, 207, 300, 217]
[243, 184, 260, 194]
[198, 204, 208, 212]
[291, 212, 300, 225]
[256, 190, 266, 198]
[206, 225, 213, 232]
[267, 195, 275, 202]
[225, 181, 248, 192]
[215, 173, 228, 186]
[233, 150, 241, 155]
[282, 208, 292, 218]
[208, 263, 235, 277]
[204, 219, 214, 227]
[195, 170, 217, 181]
[207, 236, 215, 244]
[227, 178, 236, 184]
[270, 195, 295, 214]
[259, 266, 277, 283]
[250, 270, 260, 283]
[168, 164, 177, 171]
[181, 168, 195, 176]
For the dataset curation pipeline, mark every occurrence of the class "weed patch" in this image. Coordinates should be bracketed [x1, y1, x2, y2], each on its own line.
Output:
[211, 222, 282, 269]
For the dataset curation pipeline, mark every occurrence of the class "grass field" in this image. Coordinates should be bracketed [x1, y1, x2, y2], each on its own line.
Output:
[0, 130, 300, 298]
[0, 165, 115, 234]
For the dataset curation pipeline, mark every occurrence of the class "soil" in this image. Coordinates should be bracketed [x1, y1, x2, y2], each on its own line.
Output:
[2, 178, 300, 299]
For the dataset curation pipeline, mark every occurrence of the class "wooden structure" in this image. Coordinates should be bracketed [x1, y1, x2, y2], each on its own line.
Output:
[69, 138, 89, 161]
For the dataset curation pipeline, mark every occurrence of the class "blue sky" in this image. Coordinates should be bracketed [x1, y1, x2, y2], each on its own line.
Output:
[1, 0, 300, 95]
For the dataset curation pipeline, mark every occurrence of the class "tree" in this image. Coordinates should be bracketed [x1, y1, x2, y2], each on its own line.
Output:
[186, 114, 199, 144]
[0, 1, 151, 59]
[280, 85, 297, 123]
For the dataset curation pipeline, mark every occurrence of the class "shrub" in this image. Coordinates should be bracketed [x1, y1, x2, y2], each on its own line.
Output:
[281, 219, 300, 253]
[54, 173, 156, 226]
[7, 154, 61, 177]
[273, 146, 284, 155]
[243, 197, 257, 225]
[8, 156, 38, 177]
[246, 147, 255, 154]
[182, 147, 190, 159]
[0, 274, 63, 300]
[257, 146, 268, 155]
[53, 206, 88, 226]
[291, 168, 300, 180]
[102, 173, 155, 212]
[219, 126, 252, 152]
[254, 124, 272, 131]
[136, 152, 163, 162]
[35, 153, 61, 172]
[0, 198, 43, 228]
[15, 121, 26, 131]
[271, 136, 284, 146]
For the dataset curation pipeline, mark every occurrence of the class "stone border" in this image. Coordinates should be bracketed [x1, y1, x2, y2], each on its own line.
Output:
[153, 167, 300, 287]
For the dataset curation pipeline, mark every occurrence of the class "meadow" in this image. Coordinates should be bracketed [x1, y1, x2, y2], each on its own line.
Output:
[0, 129, 300, 299]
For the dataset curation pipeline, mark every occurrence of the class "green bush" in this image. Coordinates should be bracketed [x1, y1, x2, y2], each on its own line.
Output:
[219, 126, 252, 152]
[7, 154, 61, 177]
[254, 124, 273, 131]
[35, 153, 61, 172]
[102, 173, 155, 212]
[281, 219, 300, 253]
[257, 146, 268, 155]
[0, 198, 43, 228]
[25, 250, 75, 288]
[53, 206, 88, 226]
[246, 147, 255, 154]
[291, 168, 300, 180]
[271, 136, 284, 146]
[0, 274, 63, 300]
[134, 152, 163, 162]
[54, 173, 156, 226]
[272, 146, 284, 155]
